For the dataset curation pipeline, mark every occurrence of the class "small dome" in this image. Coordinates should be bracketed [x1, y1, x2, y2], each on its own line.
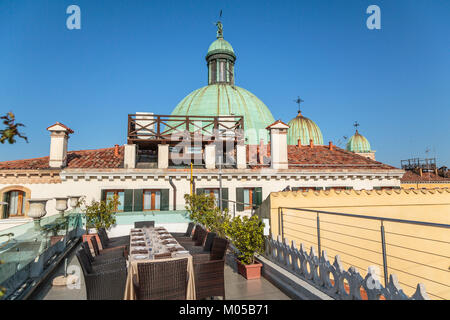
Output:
[206, 38, 235, 59]
[287, 112, 324, 145]
[347, 130, 371, 153]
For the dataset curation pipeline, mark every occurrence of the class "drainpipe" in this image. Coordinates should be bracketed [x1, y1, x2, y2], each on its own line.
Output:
[169, 177, 176, 211]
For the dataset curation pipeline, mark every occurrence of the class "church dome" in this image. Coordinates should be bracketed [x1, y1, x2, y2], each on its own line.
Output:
[346, 130, 371, 153]
[171, 21, 275, 144]
[287, 111, 324, 145]
[171, 84, 275, 144]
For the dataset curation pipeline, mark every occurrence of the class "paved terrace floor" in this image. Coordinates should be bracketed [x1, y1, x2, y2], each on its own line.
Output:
[30, 244, 290, 300]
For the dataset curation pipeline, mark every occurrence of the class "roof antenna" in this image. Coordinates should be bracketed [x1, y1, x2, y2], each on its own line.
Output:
[294, 96, 304, 115]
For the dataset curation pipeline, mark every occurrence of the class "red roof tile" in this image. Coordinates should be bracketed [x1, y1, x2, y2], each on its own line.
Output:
[400, 170, 450, 182]
[0, 146, 124, 170]
[247, 144, 397, 170]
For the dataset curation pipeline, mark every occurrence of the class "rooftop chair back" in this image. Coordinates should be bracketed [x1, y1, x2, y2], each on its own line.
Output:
[185, 222, 195, 237]
[81, 241, 95, 263]
[210, 237, 230, 261]
[135, 258, 188, 300]
[134, 221, 155, 228]
[97, 228, 109, 247]
[202, 232, 216, 252]
[90, 237, 101, 256]
[76, 249, 93, 274]
[194, 226, 208, 246]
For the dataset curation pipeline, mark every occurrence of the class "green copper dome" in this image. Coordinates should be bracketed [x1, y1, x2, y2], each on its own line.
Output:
[346, 130, 371, 153]
[171, 84, 275, 144]
[206, 38, 235, 58]
[287, 112, 324, 145]
[170, 22, 275, 144]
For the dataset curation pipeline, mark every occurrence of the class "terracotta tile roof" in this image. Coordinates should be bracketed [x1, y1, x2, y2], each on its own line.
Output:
[0, 146, 124, 170]
[247, 144, 397, 170]
[401, 170, 450, 182]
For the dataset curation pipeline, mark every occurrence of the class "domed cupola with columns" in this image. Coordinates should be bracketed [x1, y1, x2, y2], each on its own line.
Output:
[171, 21, 275, 144]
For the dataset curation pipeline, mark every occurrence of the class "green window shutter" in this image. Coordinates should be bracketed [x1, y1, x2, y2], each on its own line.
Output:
[345, 187, 353, 190]
[315, 187, 323, 191]
[160, 189, 169, 211]
[196, 188, 205, 195]
[124, 190, 134, 212]
[254, 187, 263, 206]
[133, 189, 143, 212]
[100, 190, 106, 202]
[221, 188, 228, 210]
[236, 188, 244, 212]
[2, 192, 10, 219]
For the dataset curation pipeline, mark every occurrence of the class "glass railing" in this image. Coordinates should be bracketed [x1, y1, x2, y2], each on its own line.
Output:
[0, 212, 83, 300]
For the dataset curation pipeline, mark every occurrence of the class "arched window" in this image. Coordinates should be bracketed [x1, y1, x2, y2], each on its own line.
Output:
[3, 190, 26, 217]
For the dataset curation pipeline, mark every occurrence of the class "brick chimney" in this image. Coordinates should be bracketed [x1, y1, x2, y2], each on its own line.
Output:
[297, 139, 302, 148]
[329, 141, 334, 151]
[309, 139, 314, 148]
[114, 144, 120, 157]
[47, 122, 74, 168]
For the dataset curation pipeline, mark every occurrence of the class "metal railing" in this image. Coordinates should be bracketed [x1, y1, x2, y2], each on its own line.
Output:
[278, 207, 450, 300]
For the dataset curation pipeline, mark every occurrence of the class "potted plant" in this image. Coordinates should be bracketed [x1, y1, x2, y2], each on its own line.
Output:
[80, 195, 120, 250]
[228, 215, 265, 280]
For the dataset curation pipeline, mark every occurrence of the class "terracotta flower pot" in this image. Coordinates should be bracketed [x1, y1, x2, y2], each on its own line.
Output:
[236, 258, 263, 280]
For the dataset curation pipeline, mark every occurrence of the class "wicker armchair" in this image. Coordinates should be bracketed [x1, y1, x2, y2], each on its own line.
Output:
[178, 225, 207, 249]
[81, 242, 125, 266]
[98, 227, 130, 246]
[188, 232, 216, 254]
[170, 222, 195, 238]
[192, 237, 230, 300]
[76, 249, 127, 300]
[134, 221, 155, 228]
[97, 228, 129, 253]
[90, 237, 125, 260]
[133, 258, 188, 300]
[173, 224, 200, 242]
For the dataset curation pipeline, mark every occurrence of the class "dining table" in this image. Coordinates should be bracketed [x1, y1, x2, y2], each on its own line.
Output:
[123, 226, 196, 300]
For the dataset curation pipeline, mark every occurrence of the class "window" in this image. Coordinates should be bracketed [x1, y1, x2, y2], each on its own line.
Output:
[143, 189, 161, 211]
[105, 190, 124, 211]
[236, 187, 262, 212]
[292, 187, 316, 192]
[7, 190, 25, 217]
[243, 188, 254, 210]
[204, 188, 220, 203]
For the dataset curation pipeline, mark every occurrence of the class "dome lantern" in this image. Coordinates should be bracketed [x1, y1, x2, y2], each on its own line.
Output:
[206, 21, 236, 85]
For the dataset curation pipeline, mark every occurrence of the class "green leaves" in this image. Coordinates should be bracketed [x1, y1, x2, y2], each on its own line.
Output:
[228, 215, 265, 265]
[81, 194, 120, 232]
[184, 193, 265, 265]
[0, 112, 28, 144]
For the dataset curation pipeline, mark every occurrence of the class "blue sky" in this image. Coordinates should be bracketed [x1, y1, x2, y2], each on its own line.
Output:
[0, 0, 449, 167]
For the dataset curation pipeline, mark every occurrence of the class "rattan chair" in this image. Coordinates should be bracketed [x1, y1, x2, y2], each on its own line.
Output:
[178, 225, 207, 248]
[171, 222, 195, 238]
[133, 258, 188, 300]
[134, 221, 155, 228]
[173, 224, 200, 242]
[188, 232, 216, 254]
[97, 228, 129, 254]
[90, 237, 125, 260]
[192, 237, 230, 300]
[81, 241, 125, 266]
[98, 227, 130, 246]
[76, 249, 127, 300]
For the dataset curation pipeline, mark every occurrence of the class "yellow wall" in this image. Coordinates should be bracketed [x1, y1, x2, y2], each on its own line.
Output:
[257, 188, 450, 300]
[401, 183, 450, 189]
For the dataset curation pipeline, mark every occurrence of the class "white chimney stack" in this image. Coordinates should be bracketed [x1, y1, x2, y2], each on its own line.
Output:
[47, 122, 74, 168]
[266, 120, 290, 170]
